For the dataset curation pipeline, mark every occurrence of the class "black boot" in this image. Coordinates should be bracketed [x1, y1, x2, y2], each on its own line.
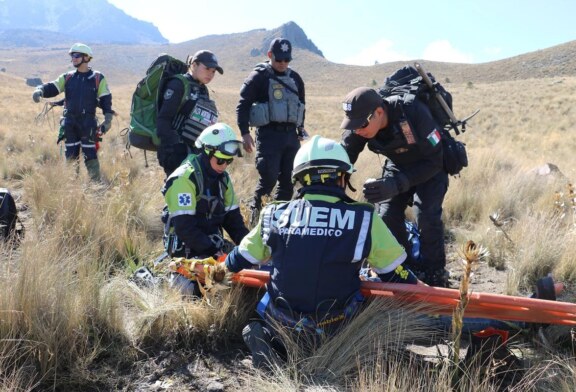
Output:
[242, 321, 273, 369]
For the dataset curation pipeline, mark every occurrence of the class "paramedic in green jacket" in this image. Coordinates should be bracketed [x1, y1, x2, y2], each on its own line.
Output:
[162, 123, 249, 295]
[32, 43, 114, 181]
[225, 135, 417, 368]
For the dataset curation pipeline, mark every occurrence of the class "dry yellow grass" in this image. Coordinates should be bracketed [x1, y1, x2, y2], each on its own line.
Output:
[1, 48, 576, 389]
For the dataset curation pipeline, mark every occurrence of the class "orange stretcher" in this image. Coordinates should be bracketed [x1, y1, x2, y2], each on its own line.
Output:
[229, 269, 576, 326]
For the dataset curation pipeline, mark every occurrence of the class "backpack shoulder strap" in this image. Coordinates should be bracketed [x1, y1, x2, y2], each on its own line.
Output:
[64, 71, 75, 84]
[92, 71, 102, 90]
[174, 74, 203, 117]
[187, 155, 204, 198]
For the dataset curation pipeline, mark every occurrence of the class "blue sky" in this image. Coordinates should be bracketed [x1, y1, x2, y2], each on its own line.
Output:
[108, 0, 575, 65]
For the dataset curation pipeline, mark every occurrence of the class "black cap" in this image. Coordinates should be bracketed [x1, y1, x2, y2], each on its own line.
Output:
[190, 50, 223, 74]
[269, 38, 292, 61]
[340, 87, 382, 130]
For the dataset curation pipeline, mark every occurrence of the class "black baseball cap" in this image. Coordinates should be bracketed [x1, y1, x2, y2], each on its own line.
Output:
[269, 38, 292, 61]
[190, 50, 223, 74]
[340, 87, 382, 130]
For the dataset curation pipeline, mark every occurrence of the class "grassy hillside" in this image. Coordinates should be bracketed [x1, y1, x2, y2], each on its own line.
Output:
[1, 36, 576, 390]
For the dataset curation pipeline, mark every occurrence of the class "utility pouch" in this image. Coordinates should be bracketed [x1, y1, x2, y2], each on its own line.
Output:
[249, 102, 270, 127]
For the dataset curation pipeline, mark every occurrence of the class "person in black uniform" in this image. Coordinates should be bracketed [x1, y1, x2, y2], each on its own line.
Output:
[156, 50, 222, 177]
[340, 87, 450, 287]
[236, 38, 307, 225]
[32, 43, 114, 181]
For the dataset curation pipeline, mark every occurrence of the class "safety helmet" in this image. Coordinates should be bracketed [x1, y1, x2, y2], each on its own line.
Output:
[292, 135, 355, 186]
[69, 43, 93, 58]
[195, 123, 242, 159]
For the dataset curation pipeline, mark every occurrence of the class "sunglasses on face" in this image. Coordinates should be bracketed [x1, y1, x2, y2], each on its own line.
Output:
[359, 111, 375, 130]
[215, 157, 233, 165]
[274, 58, 291, 64]
[70, 53, 84, 59]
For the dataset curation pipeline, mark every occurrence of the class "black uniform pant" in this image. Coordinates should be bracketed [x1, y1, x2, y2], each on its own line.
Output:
[378, 170, 449, 272]
[63, 114, 98, 161]
[252, 125, 300, 209]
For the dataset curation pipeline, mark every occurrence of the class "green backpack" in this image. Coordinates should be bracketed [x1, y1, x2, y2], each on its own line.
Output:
[128, 54, 189, 151]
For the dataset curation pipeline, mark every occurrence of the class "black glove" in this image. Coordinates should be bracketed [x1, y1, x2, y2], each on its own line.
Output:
[363, 173, 409, 203]
[157, 143, 189, 174]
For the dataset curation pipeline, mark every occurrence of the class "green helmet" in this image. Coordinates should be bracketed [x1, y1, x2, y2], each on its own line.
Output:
[69, 43, 93, 58]
[292, 135, 355, 186]
[195, 123, 242, 158]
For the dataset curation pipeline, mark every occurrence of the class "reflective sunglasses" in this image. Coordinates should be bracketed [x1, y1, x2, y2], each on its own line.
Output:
[70, 52, 84, 59]
[359, 111, 375, 130]
[215, 157, 233, 165]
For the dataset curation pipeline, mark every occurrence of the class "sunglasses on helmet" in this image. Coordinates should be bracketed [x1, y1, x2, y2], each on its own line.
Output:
[211, 140, 242, 157]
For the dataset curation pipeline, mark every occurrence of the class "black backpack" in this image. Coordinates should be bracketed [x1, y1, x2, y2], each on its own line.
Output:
[378, 64, 477, 176]
[0, 188, 22, 240]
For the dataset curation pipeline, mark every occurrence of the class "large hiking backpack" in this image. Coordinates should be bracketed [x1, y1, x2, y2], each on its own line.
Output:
[0, 188, 22, 241]
[378, 64, 473, 176]
[127, 54, 189, 151]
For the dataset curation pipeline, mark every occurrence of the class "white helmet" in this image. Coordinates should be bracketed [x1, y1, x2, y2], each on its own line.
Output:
[195, 123, 242, 158]
[69, 43, 93, 58]
[292, 135, 355, 186]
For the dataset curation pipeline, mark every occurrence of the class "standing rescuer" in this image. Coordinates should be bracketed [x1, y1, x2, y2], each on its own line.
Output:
[236, 37, 307, 226]
[340, 86, 450, 287]
[156, 50, 222, 177]
[32, 43, 114, 181]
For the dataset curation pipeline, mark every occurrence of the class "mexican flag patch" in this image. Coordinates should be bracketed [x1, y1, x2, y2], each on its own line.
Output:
[427, 129, 441, 146]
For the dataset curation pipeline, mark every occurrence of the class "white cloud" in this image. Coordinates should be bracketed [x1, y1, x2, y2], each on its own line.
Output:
[340, 39, 411, 66]
[421, 40, 474, 63]
[339, 38, 475, 65]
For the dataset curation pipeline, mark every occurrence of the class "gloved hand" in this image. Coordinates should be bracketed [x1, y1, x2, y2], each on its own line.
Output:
[32, 87, 43, 103]
[363, 173, 410, 203]
[99, 112, 114, 134]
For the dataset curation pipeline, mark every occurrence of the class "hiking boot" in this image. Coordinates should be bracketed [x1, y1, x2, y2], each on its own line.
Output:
[422, 268, 451, 288]
[242, 321, 273, 369]
[85, 159, 101, 182]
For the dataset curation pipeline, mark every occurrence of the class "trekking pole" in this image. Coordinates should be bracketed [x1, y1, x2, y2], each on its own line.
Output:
[414, 62, 479, 135]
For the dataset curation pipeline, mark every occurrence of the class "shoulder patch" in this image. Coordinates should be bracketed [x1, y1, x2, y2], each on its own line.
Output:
[426, 129, 441, 146]
[164, 88, 174, 100]
[178, 193, 192, 207]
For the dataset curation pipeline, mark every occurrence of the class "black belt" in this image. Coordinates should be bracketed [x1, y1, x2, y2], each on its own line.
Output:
[268, 123, 297, 132]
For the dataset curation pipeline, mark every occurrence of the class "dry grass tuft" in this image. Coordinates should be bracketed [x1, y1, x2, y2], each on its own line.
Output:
[101, 279, 258, 350]
[243, 298, 439, 390]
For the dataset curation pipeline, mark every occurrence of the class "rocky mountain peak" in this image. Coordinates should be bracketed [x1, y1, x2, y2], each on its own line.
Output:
[260, 21, 324, 58]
